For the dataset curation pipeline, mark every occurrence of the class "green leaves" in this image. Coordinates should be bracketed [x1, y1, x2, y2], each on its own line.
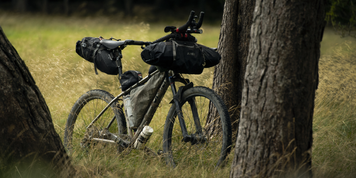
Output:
[326, 0, 356, 37]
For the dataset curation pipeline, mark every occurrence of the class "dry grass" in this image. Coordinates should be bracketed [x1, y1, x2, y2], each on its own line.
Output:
[1, 13, 356, 177]
[312, 40, 356, 178]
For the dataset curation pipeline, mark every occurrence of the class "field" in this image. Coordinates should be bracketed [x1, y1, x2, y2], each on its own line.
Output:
[1, 13, 356, 177]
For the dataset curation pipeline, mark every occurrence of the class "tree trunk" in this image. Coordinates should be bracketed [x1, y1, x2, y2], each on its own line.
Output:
[230, 1, 325, 177]
[13, 0, 27, 12]
[208, 0, 255, 137]
[0, 26, 75, 177]
[64, 0, 69, 16]
[124, 0, 134, 16]
[42, 0, 48, 14]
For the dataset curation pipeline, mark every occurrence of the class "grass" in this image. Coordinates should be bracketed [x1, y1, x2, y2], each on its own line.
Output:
[1, 13, 356, 177]
[312, 39, 356, 178]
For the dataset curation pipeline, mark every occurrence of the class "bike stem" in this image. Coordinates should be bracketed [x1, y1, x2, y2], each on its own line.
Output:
[167, 72, 189, 140]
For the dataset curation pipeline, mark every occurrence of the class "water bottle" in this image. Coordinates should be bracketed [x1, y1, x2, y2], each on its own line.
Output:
[123, 95, 134, 129]
[134, 126, 154, 149]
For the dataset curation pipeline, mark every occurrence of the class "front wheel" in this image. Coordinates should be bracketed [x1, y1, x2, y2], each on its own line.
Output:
[162, 86, 232, 168]
[63, 89, 126, 155]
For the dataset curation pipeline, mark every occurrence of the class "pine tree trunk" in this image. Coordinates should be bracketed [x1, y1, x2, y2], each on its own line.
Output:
[0, 26, 75, 177]
[230, 0, 325, 177]
[208, 0, 255, 137]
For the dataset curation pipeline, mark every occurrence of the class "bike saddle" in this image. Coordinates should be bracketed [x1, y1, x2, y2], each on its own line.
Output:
[100, 39, 125, 49]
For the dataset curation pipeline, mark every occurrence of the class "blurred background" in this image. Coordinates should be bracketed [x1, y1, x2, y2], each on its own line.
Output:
[0, 0, 224, 23]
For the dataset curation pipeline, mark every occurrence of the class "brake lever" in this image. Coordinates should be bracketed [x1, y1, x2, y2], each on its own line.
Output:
[164, 26, 176, 33]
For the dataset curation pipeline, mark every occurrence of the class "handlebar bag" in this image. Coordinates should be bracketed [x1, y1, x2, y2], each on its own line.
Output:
[198, 44, 221, 68]
[141, 40, 205, 74]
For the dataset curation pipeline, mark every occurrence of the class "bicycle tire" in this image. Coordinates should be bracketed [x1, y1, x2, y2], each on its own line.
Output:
[162, 86, 232, 168]
[64, 89, 126, 154]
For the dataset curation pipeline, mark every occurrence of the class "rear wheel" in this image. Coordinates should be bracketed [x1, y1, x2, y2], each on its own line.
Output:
[64, 89, 126, 155]
[163, 86, 232, 168]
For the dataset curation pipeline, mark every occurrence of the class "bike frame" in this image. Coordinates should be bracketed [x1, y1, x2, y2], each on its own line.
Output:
[84, 10, 208, 149]
[85, 68, 203, 148]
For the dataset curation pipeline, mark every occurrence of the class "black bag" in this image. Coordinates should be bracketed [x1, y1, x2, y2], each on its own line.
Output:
[141, 40, 205, 74]
[198, 44, 221, 68]
[76, 37, 120, 75]
[94, 49, 120, 75]
[120, 70, 143, 91]
[76, 37, 100, 62]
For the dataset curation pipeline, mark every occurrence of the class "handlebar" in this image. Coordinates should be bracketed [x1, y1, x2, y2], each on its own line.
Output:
[124, 40, 151, 46]
[152, 33, 175, 43]
[194, 12, 204, 29]
[113, 10, 205, 46]
[177, 11, 195, 33]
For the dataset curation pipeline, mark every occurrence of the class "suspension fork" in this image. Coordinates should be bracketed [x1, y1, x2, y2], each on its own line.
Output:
[188, 99, 203, 135]
[167, 72, 190, 141]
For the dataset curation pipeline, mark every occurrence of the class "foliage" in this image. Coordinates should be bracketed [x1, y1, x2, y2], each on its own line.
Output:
[326, 0, 356, 37]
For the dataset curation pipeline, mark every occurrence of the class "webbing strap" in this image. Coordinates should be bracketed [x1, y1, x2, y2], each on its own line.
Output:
[93, 44, 101, 75]
[172, 41, 178, 61]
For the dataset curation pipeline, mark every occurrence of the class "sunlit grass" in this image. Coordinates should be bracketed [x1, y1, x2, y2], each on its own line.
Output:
[1, 13, 356, 177]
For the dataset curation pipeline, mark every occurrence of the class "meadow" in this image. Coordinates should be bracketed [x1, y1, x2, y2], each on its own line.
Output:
[1, 13, 356, 177]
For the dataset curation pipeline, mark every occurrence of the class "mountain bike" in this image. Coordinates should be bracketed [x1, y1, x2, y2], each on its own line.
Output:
[64, 11, 232, 168]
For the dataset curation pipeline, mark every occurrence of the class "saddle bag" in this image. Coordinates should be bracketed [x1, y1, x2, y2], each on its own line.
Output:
[76, 37, 100, 62]
[141, 40, 205, 74]
[76, 37, 120, 75]
[94, 49, 120, 75]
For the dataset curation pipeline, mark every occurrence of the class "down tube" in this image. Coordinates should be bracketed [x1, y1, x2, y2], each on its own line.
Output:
[130, 77, 169, 145]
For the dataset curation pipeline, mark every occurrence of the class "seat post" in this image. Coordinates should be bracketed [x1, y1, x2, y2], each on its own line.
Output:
[116, 53, 123, 80]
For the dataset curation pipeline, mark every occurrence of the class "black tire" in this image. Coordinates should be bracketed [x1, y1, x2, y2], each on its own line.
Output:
[64, 89, 126, 154]
[163, 86, 232, 168]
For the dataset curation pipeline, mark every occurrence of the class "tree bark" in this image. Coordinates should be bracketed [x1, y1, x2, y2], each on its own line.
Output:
[0, 26, 75, 177]
[208, 0, 255, 137]
[230, 1, 325, 177]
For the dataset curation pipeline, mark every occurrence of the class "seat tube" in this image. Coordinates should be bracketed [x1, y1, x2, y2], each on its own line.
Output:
[166, 72, 189, 138]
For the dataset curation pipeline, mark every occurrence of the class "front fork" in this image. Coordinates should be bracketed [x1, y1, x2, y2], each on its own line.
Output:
[166, 72, 206, 144]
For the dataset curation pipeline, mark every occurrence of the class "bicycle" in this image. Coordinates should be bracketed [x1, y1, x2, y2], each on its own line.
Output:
[64, 11, 232, 168]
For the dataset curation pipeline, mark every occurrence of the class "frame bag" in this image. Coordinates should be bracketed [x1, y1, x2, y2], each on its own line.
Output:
[125, 72, 165, 129]
[141, 40, 205, 74]
[120, 70, 143, 91]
